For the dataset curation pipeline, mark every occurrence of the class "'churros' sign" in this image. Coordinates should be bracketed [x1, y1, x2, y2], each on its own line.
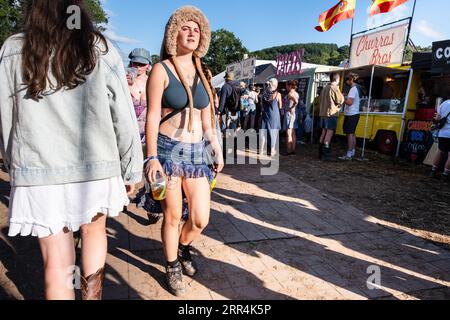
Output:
[350, 23, 408, 68]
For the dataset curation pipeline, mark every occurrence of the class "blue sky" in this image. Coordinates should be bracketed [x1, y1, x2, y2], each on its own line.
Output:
[101, 0, 450, 60]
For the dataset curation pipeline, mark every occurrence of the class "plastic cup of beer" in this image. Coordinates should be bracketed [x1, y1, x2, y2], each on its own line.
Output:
[151, 172, 167, 201]
[126, 67, 138, 85]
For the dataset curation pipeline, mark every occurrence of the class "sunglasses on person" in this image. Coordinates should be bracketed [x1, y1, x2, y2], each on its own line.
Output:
[131, 62, 148, 68]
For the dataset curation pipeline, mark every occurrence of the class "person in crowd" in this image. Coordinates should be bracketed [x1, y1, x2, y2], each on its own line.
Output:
[339, 73, 362, 161]
[145, 6, 224, 297]
[312, 86, 324, 143]
[283, 80, 299, 155]
[127, 48, 152, 141]
[219, 71, 240, 130]
[296, 93, 307, 145]
[0, 0, 142, 300]
[279, 87, 287, 136]
[246, 84, 259, 130]
[260, 78, 282, 157]
[201, 62, 222, 138]
[319, 72, 345, 161]
[255, 86, 263, 131]
[239, 81, 250, 129]
[431, 99, 450, 182]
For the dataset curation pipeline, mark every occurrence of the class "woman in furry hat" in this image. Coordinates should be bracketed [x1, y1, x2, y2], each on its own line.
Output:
[145, 6, 224, 296]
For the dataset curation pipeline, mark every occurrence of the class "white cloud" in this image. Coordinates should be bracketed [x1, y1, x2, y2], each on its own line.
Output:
[416, 20, 445, 41]
[104, 30, 142, 45]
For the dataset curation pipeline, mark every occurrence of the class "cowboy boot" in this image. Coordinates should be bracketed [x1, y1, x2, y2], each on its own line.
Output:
[81, 267, 105, 300]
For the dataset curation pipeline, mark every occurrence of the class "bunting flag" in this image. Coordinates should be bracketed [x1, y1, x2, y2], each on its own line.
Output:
[370, 0, 408, 16]
[315, 0, 356, 32]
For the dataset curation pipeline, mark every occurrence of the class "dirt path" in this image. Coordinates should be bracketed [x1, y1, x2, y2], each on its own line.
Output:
[279, 141, 450, 250]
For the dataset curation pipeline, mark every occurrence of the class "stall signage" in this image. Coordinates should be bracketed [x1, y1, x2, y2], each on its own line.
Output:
[350, 23, 408, 68]
[432, 40, 450, 72]
[297, 77, 310, 105]
[403, 120, 434, 163]
[226, 58, 256, 80]
[276, 49, 304, 77]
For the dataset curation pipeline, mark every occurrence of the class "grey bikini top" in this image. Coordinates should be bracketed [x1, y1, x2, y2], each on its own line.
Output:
[161, 62, 209, 110]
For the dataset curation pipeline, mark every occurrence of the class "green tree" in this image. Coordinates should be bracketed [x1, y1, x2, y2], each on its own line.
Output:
[85, 0, 108, 26]
[151, 54, 160, 65]
[0, 0, 108, 46]
[252, 43, 350, 66]
[404, 45, 431, 63]
[0, 0, 22, 46]
[204, 29, 249, 75]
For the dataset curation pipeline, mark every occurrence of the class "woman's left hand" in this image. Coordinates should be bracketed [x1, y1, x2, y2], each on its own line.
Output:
[212, 145, 224, 173]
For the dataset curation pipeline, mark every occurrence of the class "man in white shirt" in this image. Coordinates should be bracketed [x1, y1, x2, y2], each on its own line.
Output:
[431, 99, 450, 181]
[339, 73, 362, 160]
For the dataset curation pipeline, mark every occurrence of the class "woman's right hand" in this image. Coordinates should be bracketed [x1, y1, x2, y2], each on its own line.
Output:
[145, 159, 165, 183]
[126, 73, 133, 85]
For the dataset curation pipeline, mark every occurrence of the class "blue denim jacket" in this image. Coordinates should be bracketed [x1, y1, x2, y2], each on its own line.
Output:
[0, 34, 143, 187]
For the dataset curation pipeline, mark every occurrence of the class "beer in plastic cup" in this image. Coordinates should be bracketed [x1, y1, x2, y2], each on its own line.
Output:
[151, 172, 167, 201]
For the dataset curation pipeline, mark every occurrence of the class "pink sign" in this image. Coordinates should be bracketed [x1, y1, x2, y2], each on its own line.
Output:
[276, 49, 304, 77]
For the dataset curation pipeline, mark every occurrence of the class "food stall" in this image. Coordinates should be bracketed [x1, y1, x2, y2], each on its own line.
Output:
[329, 64, 416, 155]
[407, 40, 450, 163]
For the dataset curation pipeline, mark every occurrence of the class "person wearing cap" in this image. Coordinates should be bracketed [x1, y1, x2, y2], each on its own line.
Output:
[145, 6, 224, 297]
[127, 48, 152, 140]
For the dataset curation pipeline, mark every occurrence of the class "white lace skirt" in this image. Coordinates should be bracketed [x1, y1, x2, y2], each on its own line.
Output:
[8, 176, 129, 238]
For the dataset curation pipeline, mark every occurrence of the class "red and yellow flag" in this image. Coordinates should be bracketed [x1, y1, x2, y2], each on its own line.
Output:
[315, 0, 356, 32]
[370, 0, 408, 16]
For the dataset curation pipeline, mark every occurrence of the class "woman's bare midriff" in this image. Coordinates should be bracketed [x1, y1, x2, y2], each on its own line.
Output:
[159, 107, 204, 143]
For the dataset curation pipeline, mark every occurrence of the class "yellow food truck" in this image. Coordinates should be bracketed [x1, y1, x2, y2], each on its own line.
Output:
[329, 64, 418, 155]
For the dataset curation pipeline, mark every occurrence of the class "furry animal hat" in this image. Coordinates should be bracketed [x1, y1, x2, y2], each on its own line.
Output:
[160, 6, 215, 133]
[163, 6, 211, 58]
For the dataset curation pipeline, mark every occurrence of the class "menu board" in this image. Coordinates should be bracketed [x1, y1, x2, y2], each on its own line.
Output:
[297, 77, 310, 105]
[402, 120, 434, 163]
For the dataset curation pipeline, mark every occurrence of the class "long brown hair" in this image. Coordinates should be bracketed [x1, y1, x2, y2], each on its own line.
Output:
[22, 0, 108, 100]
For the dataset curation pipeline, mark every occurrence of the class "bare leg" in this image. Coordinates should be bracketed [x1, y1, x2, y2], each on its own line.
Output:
[320, 129, 326, 144]
[324, 129, 334, 145]
[292, 130, 296, 153]
[38, 229, 76, 300]
[179, 178, 211, 246]
[347, 134, 353, 152]
[259, 129, 267, 154]
[445, 152, 450, 171]
[80, 214, 107, 277]
[270, 129, 279, 156]
[161, 178, 183, 263]
[432, 151, 442, 168]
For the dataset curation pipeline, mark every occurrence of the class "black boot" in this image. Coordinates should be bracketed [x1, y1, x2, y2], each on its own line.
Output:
[319, 143, 324, 160]
[322, 145, 331, 161]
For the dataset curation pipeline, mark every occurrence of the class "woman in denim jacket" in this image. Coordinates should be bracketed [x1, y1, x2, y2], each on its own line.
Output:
[0, 0, 143, 300]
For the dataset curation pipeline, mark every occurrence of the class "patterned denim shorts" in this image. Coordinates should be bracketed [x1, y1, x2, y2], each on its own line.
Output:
[157, 134, 214, 183]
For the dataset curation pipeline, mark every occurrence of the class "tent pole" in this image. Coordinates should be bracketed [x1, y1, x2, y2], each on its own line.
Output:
[396, 68, 414, 158]
[361, 65, 375, 159]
